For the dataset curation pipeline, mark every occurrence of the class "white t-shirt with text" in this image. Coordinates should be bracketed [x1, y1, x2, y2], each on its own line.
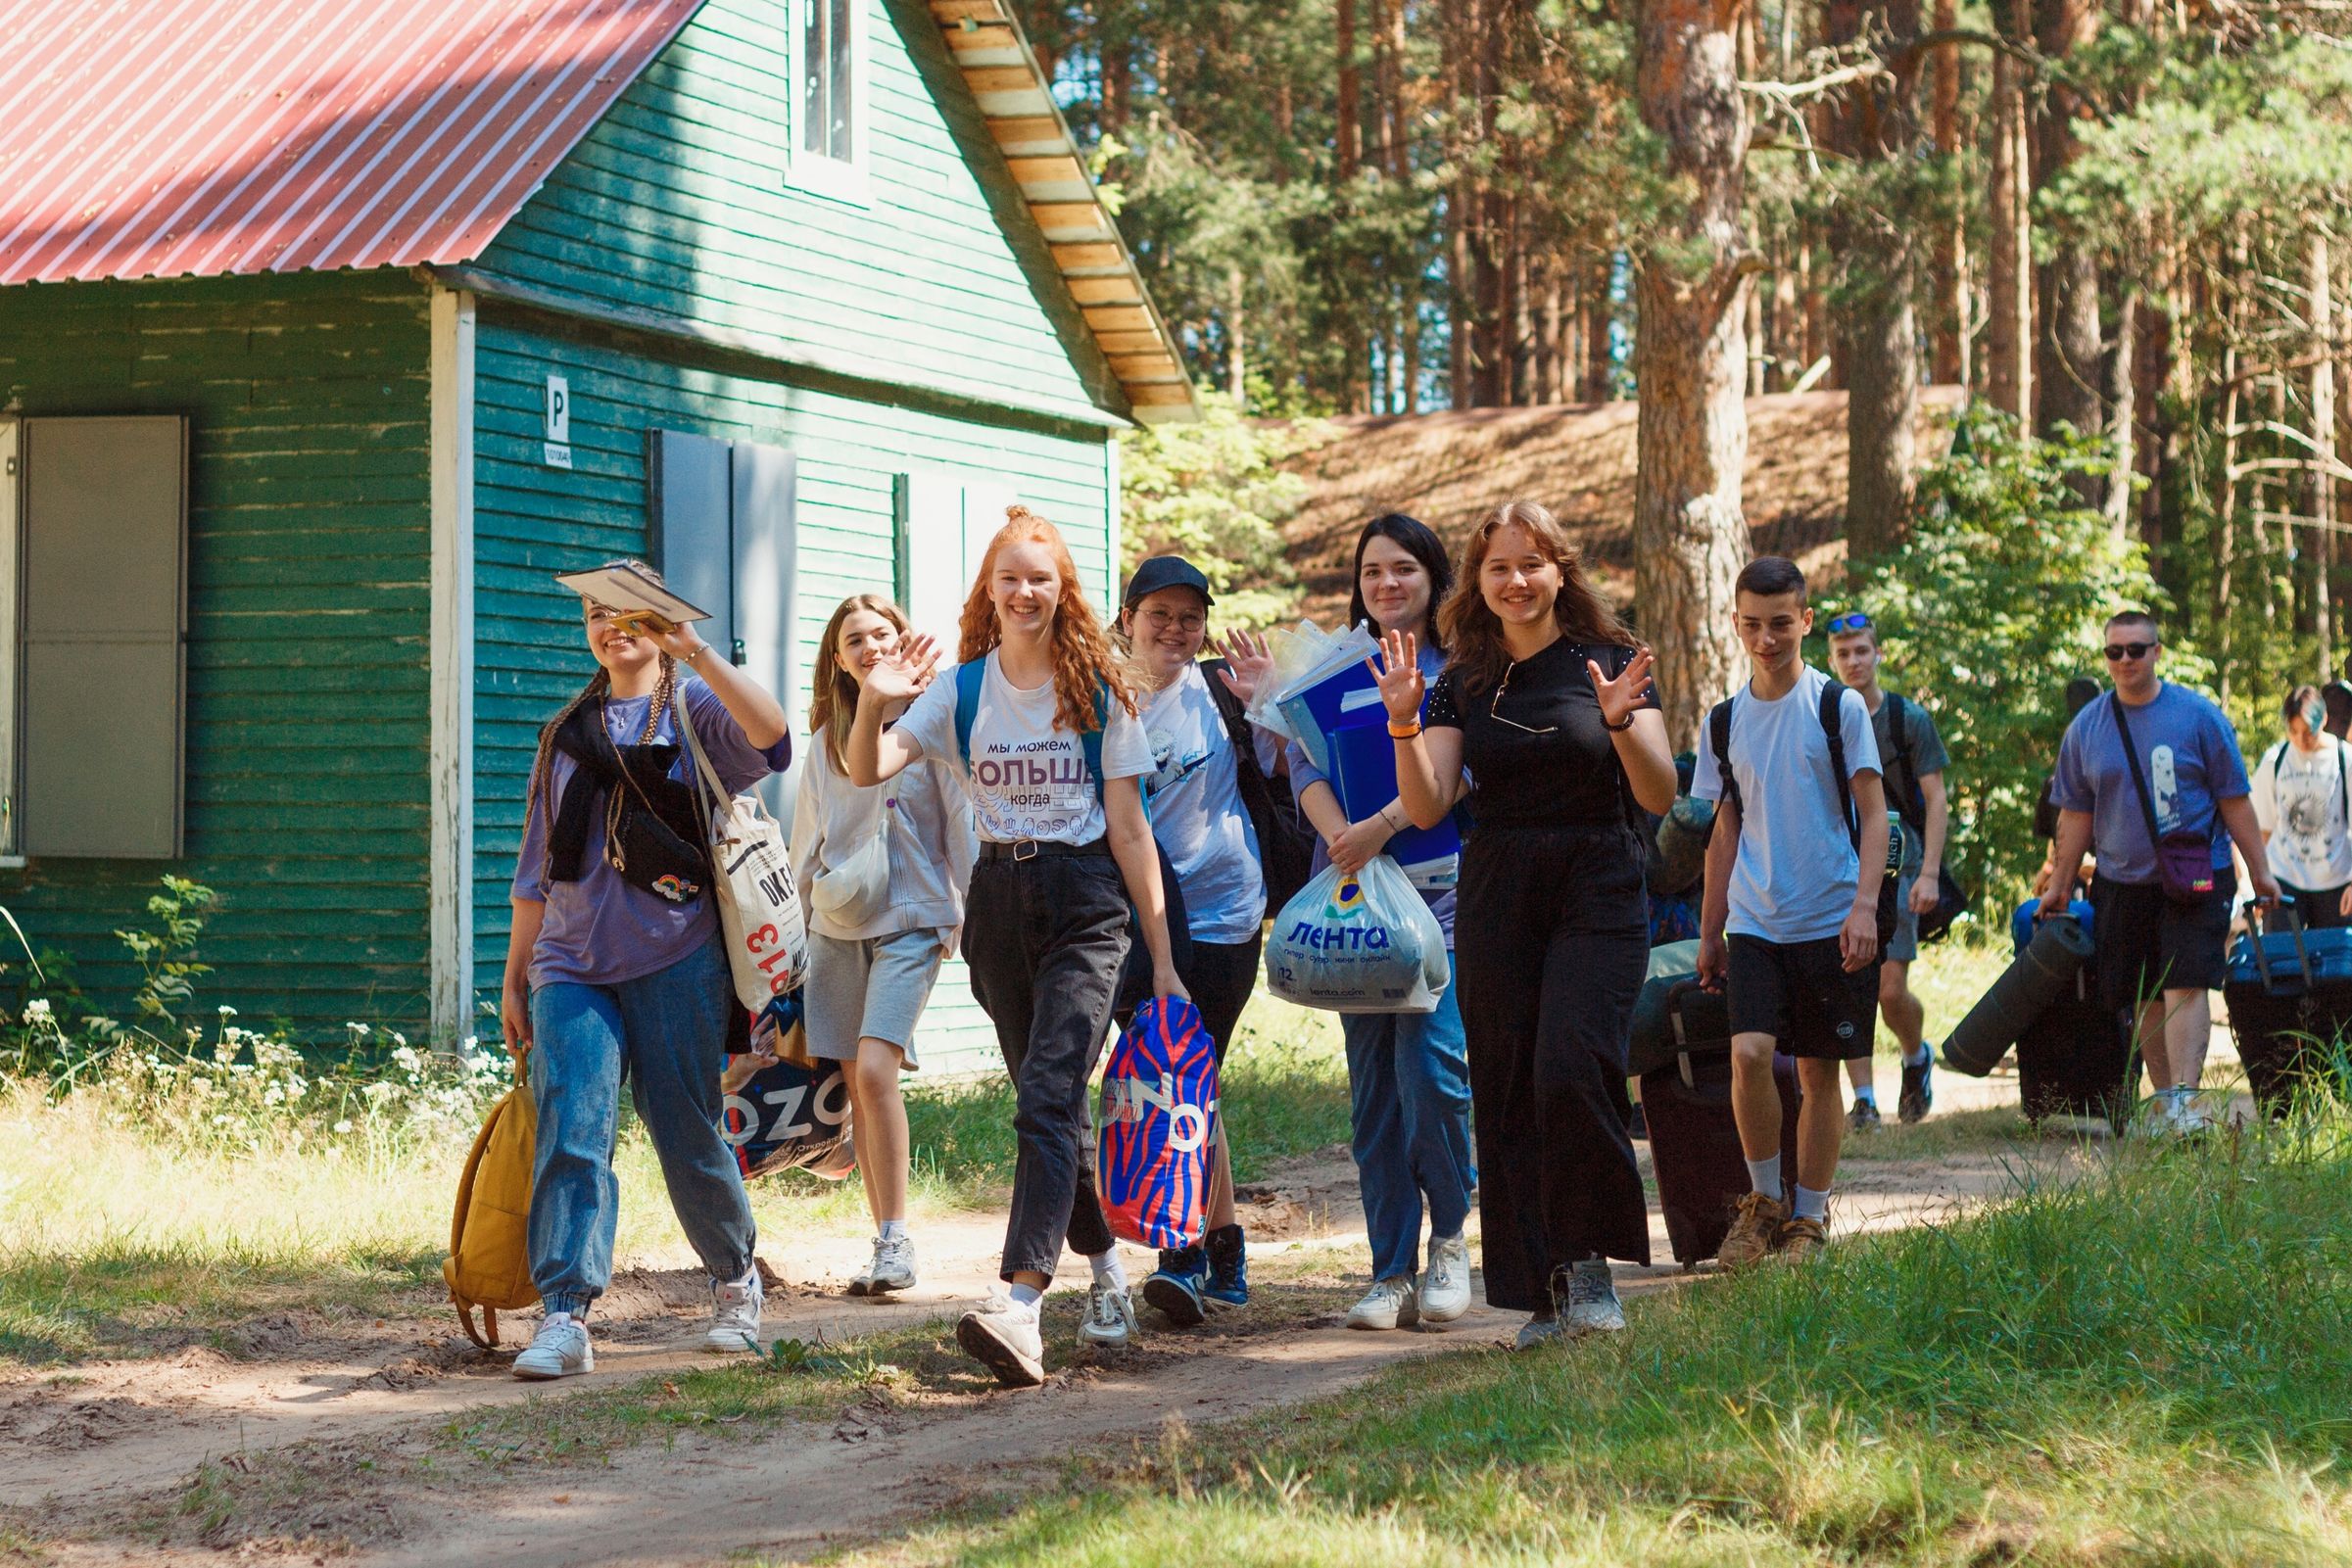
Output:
[896, 651, 1151, 845]
[1691, 664, 1884, 944]
[2251, 736, 2352, 892]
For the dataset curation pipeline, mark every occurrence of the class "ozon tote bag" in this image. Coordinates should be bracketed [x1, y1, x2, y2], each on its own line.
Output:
[677, 697, 810, 1009]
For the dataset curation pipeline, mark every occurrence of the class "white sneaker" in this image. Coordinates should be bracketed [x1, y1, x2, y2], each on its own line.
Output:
[2173, 1090, 2216, 1134]
[1079, 1283, 1139, 1350]
[851, 1235, 917, 1297]
[1418, 1233, 1472, 1324]
[956, 1294, 1046, 1388]
[1513, 1314, 1563, 1351]
[705, 1265, 764, 1352]
[512, 1311, 593, 1379]
[1344, 1274, 1419, 1331]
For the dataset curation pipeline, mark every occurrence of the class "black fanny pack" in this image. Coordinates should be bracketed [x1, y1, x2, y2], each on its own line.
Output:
[547, 706, 710, 904]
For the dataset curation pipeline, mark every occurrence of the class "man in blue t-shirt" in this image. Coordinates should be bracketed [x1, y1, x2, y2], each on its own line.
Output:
[2040, 610, 2278, 1133]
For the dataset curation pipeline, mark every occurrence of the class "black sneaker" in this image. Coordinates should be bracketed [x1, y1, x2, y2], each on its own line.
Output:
[1899, 1051, 1934, 1124]
[1847, 1099, 1882, 1134]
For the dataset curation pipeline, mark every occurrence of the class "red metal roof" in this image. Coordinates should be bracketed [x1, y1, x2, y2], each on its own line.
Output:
[0, 0, 703, 286]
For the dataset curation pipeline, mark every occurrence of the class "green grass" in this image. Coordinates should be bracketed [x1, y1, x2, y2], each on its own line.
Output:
[0, 991, 1355, 1369]
[858, 1118, 2352, 1566]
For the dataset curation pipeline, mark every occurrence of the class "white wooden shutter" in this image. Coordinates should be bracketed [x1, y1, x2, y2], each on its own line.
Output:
[19, 415, 187, 858]
[729, 440, 797, 823]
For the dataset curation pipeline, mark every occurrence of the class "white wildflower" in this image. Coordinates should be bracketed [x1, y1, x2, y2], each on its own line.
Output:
[24, 998, 50, 1021]
[333, 1119, 354, 1134]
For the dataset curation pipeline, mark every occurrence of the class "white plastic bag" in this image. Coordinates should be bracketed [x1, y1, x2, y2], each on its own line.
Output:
[1265, 856, 1450, 1015]
[1245, 619, 1379, 758]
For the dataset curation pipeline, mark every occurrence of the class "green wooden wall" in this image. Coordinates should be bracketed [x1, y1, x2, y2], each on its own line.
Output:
[0, 272, 434, 1033]
[471, 0, 1127, 429]
[470, 313, 1114, 1070]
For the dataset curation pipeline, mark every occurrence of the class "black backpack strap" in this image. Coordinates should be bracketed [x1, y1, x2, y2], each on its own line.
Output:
[1708, 697, 1740, 819]
[1200, 659, 1259, 772]
[1885, 691, 1928, 831]
[1819, 678, 1862, 851]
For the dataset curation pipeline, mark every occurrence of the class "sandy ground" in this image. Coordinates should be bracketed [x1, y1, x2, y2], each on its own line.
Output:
[4, 1066, 2162, 1566]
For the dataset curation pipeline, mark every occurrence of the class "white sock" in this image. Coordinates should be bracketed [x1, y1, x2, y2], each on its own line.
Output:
[1088, 1250, 1128, 1291]
[879, 1218, 907, 1244]
[1851, 1085, 1878, 1109]
[1793, 1184, 1830, 1222]
[1746, 1155, 1783, 1199]
[1007, 1282, 1043, 1309]
[1904, 1043, 1933, 1066]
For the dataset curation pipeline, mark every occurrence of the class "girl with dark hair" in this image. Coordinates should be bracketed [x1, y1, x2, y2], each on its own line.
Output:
[501, 560, 792, 1381]
[1291, 513, 1479, 1334]
[2251, 682, 2352, 930]
[848, 507, 1186, 1389]
[791, 594, 978, 1299]
[1378, 499, 1676, 1348]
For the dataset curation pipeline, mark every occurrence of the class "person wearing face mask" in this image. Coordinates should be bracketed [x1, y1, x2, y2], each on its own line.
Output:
[848, 507, 1186, 1389]
[1289, 514, 1480, 1336]
[1112, 555, 1284, 1324]
[791, 594, 979, 1301]
[501, 560, 792, 1381]
[1379, 500, 1675, 1348]
[2248, 684, 2352, 933]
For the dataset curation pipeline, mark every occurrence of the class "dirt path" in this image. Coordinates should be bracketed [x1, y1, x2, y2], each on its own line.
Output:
[11, 1070, 2098, 1566]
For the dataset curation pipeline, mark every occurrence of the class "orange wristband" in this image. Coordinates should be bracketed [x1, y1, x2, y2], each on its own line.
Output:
[1388, 719, 1422, 738]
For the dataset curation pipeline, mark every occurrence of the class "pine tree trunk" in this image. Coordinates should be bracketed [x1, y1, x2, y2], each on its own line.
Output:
[2034, 0, 2101, 441]
[1929, 0, 1966, 384]
[2314, 232, 2338, 672]
[1986, 48, 2033, 422]
[1587, 257, 1614, 400]
[1634, 0, 1756, 746]
[1337, 0, 1361, 183]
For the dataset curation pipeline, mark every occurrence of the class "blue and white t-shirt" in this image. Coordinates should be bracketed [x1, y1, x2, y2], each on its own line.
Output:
[1138, 663, 1266, 943]
[1691, 665, 1882, 944]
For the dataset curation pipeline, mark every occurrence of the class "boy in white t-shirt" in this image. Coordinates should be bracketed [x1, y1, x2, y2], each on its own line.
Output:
[1693, 557, 1891, 1266]
[2249, 683, 2352, 929]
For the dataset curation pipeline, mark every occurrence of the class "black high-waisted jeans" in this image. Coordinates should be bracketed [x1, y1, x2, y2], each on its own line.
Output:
[962, 847, 1132, 1282]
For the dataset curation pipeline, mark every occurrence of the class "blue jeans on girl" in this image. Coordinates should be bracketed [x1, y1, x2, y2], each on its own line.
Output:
[526, 936, 756, 1315]
[1341, 969, 1477, 1284]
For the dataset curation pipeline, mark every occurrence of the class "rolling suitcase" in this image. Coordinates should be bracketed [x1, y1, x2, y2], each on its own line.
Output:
[1638, 978, 1802, 1267]
[2014, 973, 2137, 1131]
[2224, 909, 2352, 1117]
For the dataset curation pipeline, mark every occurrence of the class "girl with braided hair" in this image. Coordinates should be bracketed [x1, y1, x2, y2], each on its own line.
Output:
[848, 506, 1187, 1389]
[499, 560, 792, 1381]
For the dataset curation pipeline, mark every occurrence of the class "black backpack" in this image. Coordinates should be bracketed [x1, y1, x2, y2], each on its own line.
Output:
[1708, 674, 1900, 947]
[1202, 658, 1316, 914]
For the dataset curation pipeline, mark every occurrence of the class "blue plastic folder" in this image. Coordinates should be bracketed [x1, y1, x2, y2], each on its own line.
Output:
[1326, 713, 1462, 876]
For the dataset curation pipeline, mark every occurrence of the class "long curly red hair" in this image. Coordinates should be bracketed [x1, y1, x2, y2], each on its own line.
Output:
[957, 506, 1136, 733]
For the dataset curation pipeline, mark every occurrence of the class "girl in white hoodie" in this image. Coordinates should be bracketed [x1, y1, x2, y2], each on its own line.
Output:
[791, 594, 977, 1297]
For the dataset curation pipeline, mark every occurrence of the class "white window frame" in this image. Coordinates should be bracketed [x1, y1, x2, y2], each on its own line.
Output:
[0, 418, 19, 865]
[785, 0, 871, 206]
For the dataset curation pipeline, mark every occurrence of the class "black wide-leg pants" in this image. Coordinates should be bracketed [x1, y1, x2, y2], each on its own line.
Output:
[1454, 822, 1653, 1311]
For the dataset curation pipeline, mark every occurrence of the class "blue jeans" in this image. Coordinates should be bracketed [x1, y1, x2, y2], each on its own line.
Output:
[1342, 966, 1476, 1283]
[526, 937, 755, 1316]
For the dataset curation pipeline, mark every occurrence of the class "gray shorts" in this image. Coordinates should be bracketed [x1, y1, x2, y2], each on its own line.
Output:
[802, 927, 949, 1069]
[1885, 868, 1920, 965]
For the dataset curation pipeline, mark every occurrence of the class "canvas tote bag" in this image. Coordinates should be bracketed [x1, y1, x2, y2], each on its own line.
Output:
[677, 697, 809, 1008]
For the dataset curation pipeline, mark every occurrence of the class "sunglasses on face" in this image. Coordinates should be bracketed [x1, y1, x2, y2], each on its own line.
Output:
[1825, 611, 1872, 635]
[2104, 641, 2159, 662]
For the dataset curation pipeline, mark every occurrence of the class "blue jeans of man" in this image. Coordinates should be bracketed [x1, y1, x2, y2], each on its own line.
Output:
[526, 936, 756, 1316]
[1341, 963, 1476, 1284]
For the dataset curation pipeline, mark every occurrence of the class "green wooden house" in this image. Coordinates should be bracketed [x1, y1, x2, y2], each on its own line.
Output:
[0, 0, 1194, 1069]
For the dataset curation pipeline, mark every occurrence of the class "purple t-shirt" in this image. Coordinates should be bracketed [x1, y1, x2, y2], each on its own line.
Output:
[2053, 682, 2249, 885]
[512, 676, 792, 988]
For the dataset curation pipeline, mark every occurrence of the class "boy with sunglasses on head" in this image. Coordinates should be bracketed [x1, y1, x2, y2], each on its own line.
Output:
[1694, 557, 1890, 1266]
[2040, 611, 2278, 1134]
[1825, 610, 1947, 1128]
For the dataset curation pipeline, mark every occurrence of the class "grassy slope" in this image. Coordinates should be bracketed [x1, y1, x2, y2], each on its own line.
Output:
[851, 1121, 2352, 1567]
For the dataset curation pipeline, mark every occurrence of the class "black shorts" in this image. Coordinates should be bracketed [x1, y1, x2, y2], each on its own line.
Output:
[2277, 880, 2352, 931]
[2090, 872, 2233, 1011]
[1726, 934, 1880, 1060]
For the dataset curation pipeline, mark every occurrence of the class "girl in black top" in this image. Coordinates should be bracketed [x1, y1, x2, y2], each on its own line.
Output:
[1377, 499, 1675, 1348]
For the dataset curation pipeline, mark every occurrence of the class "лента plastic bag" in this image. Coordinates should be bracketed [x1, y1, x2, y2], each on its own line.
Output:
[1265, 856, 1450, 1015]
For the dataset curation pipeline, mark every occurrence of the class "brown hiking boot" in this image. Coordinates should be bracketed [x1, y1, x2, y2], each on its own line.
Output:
[1776, 1214, 1828, 1259]
[1717, 1191, 1788, 1268]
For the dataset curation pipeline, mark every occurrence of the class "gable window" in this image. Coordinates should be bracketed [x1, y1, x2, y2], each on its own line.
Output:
[789, 0, 867, 202]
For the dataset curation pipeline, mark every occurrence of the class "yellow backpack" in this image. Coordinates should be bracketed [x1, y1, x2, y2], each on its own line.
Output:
[444, 1073, 539, 1348]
